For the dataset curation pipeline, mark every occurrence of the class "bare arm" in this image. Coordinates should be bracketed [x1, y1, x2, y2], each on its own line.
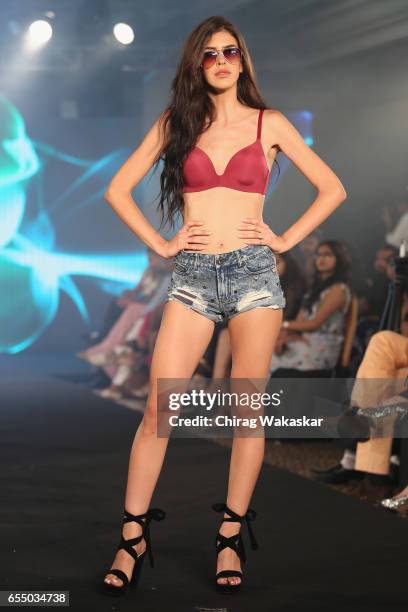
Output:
[267, 110, 347, 253]
[294, 307, 306, 322]
[104, 112, 169, 256]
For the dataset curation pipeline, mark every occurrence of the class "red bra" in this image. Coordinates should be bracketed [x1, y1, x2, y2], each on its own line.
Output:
[182, 109, 279, 195]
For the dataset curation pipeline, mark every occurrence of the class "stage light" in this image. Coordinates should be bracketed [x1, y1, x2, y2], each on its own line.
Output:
[113, 23, 134, 45]
[27, 20, 53, 47]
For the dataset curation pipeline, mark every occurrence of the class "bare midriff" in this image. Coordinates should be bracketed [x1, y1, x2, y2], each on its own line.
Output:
[182, 147, 277, 255]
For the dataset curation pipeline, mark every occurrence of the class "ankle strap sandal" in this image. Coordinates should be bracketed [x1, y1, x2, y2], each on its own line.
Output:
[102, 507, 166, 597]
[211, 502, 258, 592]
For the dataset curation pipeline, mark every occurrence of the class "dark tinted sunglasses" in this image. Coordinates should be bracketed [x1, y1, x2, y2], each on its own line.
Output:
[201, 46, 243, 70]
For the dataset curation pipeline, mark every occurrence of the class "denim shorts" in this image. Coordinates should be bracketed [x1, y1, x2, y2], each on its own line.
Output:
[166, 244, 286, 323]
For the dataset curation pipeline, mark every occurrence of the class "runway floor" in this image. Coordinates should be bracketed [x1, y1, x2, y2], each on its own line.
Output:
[1, 371, 407, 612]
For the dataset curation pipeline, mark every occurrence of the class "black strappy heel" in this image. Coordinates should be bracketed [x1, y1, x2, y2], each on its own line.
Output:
[102, 507, 166, 597]
[212, 502, 258, 593]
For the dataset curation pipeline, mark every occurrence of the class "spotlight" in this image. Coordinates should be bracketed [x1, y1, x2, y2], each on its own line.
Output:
[27, 19, 53, 48]
[113, 22, 134, 45]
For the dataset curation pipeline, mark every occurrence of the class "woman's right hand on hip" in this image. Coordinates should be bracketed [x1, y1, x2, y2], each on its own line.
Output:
[163, 220, 212, 257]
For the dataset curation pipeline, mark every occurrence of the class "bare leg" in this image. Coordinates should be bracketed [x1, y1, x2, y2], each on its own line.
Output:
[104, 300, 215, 587]
[212, 326, 232, 379]
[214, 307, 282, 586]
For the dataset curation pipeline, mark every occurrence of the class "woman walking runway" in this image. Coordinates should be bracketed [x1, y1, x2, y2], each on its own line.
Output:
[101, 14, 347, 597]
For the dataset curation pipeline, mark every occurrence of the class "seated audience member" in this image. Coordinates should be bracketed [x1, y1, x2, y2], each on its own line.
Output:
[270, 240, 352, 375]
[314, 295, 408, 492]
[77, 250, 172, 371]
[98, 301, 165, 400]
[358, 245, 398, 319]
[382, 199, 408, 249]
[83, 247, 166, 343]
[348, 245, 398, 375]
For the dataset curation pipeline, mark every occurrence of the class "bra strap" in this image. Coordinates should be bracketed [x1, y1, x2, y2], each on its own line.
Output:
[256, 109, 264, 140]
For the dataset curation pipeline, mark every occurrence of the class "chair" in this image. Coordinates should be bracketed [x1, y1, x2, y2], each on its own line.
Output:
[332, 294, 359, 377]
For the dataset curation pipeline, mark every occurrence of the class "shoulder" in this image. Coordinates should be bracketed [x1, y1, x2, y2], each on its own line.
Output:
[262, 108, 302, 141]
[322, 282, 350, 295]
[261, 109, 288, 151]
[321, 282, 351, 304]
[261, 108, 304, 153]
[263, 108, 289, 130]
[336, 281, 351, 296]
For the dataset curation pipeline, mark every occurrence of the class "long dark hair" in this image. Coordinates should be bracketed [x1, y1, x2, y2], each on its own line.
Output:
[151, 15, 281, 231]
[302, 240, 352, 313]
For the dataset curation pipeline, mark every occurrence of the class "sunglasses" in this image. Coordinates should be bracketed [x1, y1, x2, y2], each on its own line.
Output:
[201, 46, 243, 70]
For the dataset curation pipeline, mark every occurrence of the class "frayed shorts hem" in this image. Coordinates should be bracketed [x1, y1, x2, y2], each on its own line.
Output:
[226, 302, 285, 321]
[166, 297, 221, 323]
[166, 296, 285, 323]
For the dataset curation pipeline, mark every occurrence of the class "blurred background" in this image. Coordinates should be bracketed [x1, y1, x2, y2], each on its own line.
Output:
[0, 0, 407, 361]
[1, 3, 408, 606]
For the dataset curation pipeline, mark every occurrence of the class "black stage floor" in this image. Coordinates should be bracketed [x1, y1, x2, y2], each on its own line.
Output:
[1, 375, 407, 612]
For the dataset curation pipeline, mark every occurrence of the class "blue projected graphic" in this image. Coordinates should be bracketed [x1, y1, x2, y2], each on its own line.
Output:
[0, 96, 149, 354]
[0, 96, 311, 355]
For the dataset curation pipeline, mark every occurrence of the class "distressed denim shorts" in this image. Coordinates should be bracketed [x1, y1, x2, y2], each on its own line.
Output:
[166, 244, 286, 323]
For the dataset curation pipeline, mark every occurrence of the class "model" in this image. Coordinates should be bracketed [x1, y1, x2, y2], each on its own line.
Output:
[101, 15, 347, 597]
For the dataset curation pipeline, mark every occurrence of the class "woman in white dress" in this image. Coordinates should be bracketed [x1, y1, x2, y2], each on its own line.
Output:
[270, 240, 352, 374]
